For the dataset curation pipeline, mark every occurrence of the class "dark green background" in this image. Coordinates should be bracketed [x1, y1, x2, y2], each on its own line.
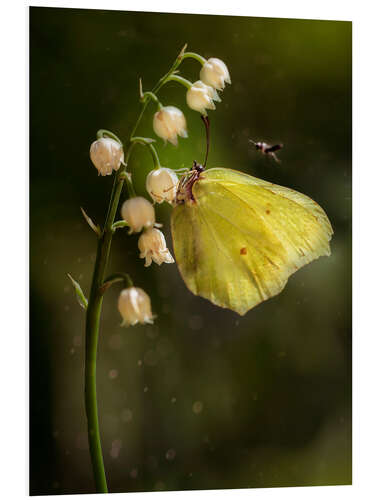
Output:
[30, 7, 352, 495]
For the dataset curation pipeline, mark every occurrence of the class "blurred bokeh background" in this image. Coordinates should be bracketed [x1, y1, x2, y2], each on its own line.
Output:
[29, 7, 351, 495]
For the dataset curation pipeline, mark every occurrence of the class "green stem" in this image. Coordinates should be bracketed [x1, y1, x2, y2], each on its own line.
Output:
[129, 44, 187, 139]
[84, 45, 190, 493]
[96, 129, 123, 145]
[165, 74, 193, 89]
[181, 51, 207, 66]
[131, 137, 161, 168]
[122, 172, 137, 198]
[111, 220, 129, 231]
[142, 91, 163, 110]
[84, 173, 123, 493]
[99, 273, 134, 295]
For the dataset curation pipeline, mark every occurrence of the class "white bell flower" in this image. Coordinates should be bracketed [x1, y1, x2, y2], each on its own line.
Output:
[118, 287, 155, 326]
[153, 106, 188, 146]
[200, 58, 231, 91]
[186, 80, 221, 115]
[121, 197, 155, 234]
[89, 137, 124, 176]
[146, 167, 179, 204]
[138, 227, 175, 267]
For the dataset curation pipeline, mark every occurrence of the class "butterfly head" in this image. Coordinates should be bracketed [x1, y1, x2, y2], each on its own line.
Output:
[191, 160, 205, 174]
[175, 161, 205, 206]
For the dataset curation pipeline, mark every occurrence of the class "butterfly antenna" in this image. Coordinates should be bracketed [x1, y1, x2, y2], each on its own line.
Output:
[201, 114, 210, 168]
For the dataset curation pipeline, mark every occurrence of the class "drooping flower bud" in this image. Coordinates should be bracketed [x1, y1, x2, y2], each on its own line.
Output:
[146, 167, 179, 204]
[186, 81, 221, 115]
[138, 228, 175, 267]
[153, 106, 188, 146]
[121, 197, 155, 234]
[200, 58, 231, 91]
[118, 287, 155, 326]
[89, 137, 124, 176]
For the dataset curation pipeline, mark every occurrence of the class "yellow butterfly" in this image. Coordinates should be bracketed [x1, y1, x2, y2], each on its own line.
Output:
[171, 163, 333, 315]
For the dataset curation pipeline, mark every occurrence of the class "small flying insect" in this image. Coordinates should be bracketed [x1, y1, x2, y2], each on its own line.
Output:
[249, 140, 283, 163]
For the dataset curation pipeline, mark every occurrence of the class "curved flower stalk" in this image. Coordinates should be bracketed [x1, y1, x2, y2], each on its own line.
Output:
[68, 44, 231, 494]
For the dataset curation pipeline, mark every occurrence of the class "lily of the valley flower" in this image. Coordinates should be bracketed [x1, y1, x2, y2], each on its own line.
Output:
[153, 106, 188, 146]
[121, 197, 155, 234]
[89, 137, 124, 176]
[146, 167, 179, 204]
[118, 287, 155, 326]
[200, 58, 231, 91]
[186, 80, 221, 115]
[138, 227, 175, 267]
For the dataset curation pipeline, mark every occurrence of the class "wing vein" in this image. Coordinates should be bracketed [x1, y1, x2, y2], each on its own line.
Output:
[198, 205, 266, 300]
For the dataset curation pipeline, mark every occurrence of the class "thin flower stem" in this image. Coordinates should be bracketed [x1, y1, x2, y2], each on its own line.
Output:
[111, 220, 129, 231]
[129, 43, 187, 139]
[131, 137, 161, 169]
[141, 91, 163, 110]
[165, 74, 193, 89]
[99, 273, 134, 295]
[122, 172, 137, 198]
[96, 129, 123, 145]
[181, 51, 207, 66]
[84, 45, 191, 493]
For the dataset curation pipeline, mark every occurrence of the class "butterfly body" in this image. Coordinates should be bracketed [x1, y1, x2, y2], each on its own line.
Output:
[171, 166, 333, 315]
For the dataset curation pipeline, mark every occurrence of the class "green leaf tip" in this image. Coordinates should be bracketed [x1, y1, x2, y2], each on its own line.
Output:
[67, 273, 88, 310]
[80, 207, 101, 237]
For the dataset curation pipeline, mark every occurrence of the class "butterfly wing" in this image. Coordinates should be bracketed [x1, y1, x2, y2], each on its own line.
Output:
[171, 168, 333, 315]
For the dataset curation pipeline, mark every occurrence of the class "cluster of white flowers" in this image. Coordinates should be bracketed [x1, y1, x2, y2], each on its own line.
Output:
[187, 57, 230, 115]
[88, 54, 230, 327]
[117, 194, 174, 325]
[120, 196, 174, 267]
[152, 57, 231, 141]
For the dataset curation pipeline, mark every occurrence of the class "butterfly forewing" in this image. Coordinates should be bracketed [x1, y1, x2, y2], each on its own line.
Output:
[171, 168, 333, 315]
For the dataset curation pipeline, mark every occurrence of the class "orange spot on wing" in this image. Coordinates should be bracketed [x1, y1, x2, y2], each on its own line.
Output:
[240, 247, 247, 255]
[266, 209, 271, 214]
